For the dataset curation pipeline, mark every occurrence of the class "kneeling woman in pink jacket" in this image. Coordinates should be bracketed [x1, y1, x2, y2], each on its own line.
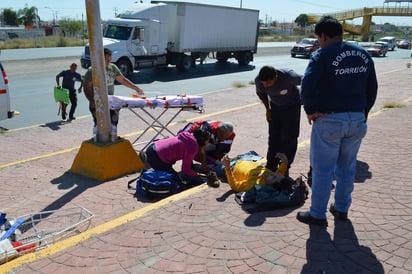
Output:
[142, 128, 210, 178]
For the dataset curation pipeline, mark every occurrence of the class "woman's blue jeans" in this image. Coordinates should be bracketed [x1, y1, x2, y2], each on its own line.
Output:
[309, 112, 367, 219]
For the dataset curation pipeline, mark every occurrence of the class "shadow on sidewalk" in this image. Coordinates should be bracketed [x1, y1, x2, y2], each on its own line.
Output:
[242, 205, 303, 227]
[40, 120, 72, 131]
[18, 171, 100, 233]
[355, 160, 372, 183]
[301, 220, 384, 274]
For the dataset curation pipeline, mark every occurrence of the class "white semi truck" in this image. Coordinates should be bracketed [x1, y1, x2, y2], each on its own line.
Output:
[81, 1, 259, 75]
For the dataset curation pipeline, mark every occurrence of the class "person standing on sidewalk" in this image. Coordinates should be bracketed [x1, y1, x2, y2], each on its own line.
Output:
[56, 63, 83, 120]
[296, 16, 378, 226]
[255, 65, 302, 175]
[83, 48, 144, 132]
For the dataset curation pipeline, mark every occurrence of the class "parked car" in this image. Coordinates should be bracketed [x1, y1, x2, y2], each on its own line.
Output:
[367, 43, 388, 57]
[345, 40, 360, 47]
[0, 50, 16, 121]
[376, 36, 396, 51]
[7, 32, 19, 39]
[290, 38, 319, 58]
[397, 39, 411, 49]
[375, 42, 389, 52]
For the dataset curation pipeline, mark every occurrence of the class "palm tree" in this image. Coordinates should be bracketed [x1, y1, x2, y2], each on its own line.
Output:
[18, 5, 40, 27]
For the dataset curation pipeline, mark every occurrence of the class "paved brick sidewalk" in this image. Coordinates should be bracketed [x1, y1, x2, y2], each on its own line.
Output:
[0, 60, 411, 273]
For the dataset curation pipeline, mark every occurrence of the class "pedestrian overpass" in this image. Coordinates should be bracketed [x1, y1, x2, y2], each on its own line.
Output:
[308, 1, 412, 41]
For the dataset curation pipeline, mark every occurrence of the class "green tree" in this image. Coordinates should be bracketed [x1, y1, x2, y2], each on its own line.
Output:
[59, 18, 83, 37]
[2, 8, 19, 26]
[18, 5, 39, 27]
[382, 22, 397, 32]
[295, 14, 309, 28]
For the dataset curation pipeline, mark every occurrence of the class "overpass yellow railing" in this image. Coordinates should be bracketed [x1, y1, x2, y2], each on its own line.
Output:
[308, 7, 412, 23]
[307, 6, 412, 40]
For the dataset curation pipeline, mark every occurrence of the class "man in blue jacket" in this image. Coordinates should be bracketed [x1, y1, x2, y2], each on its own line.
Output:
[297, 16, 378, 226]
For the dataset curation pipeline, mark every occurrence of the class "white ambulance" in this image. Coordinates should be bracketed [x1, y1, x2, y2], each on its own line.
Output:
[0, 50, 16, 121]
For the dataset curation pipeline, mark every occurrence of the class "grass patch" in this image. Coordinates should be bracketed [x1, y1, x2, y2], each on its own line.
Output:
[231, 80, 255, 88]
[382, 101, 406, 109]
[232, 81, 248, 88]
[0, 36, 86, 49]
[0, 35, 301, 50]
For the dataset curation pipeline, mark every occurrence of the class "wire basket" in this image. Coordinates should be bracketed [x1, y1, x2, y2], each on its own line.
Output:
[0, 206, 93, 264]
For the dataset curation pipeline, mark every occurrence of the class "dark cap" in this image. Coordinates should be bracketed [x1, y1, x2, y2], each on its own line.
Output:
[71, 63, 77, 67]
[104, 48, 112, 55]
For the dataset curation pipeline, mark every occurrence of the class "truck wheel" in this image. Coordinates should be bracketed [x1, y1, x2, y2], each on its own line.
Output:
[237, 52, 252, 66]
[177, 55, 192, 72]
[116, 58, 132, 76]
[216, 52, 229, 63]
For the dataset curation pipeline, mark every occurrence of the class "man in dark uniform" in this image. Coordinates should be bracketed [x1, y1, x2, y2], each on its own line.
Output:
[56, 63, 83, 120]
[255, 66, 302, 175]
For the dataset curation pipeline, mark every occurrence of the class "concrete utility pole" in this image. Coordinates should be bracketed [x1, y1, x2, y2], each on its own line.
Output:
[85, 0, 111, 143]
[70, 0, 142, 181]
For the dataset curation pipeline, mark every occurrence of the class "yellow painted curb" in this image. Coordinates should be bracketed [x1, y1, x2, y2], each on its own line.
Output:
[0, 184, 208, 273]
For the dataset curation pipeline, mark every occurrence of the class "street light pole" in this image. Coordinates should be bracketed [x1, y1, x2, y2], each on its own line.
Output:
[44, 6, 56, 25]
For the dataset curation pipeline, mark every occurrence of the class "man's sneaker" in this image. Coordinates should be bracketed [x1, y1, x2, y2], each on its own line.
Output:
[329, 205, 348, 220]
[207, 179, 220, 188]
[207, 172, 220, 188]
[69, 116, 76, 120]
[296, 211, 328, 226]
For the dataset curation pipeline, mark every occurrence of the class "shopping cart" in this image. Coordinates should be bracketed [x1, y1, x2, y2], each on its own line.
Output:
[0, 206, 93, 264]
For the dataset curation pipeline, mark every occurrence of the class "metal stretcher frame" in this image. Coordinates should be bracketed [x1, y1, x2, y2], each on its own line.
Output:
[127, 105, 204, 151]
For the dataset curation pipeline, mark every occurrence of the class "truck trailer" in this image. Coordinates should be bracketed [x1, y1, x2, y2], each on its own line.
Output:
[81, 1, 259, 74]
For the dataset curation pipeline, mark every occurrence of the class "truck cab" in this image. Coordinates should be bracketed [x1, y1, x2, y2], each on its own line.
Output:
[81, 3, 169, 75]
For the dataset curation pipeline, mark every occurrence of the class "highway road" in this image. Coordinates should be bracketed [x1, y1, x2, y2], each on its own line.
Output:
[1, 43, 411, 130]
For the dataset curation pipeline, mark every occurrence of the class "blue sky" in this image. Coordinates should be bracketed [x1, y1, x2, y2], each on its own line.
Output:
[4, 0, 412, 26]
